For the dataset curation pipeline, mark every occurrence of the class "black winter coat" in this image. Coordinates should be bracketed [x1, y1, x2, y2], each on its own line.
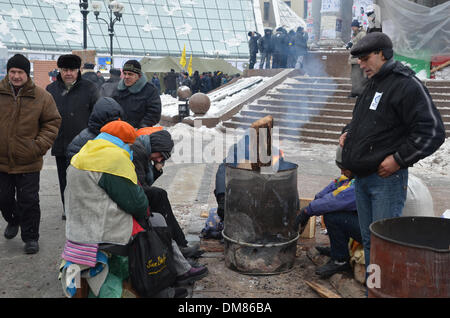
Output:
[258, 33, 273, 54]
[342, 60, 445, 177]
[66, 97, 125, 161]
[112, 75, 161, 128]
[131, 139, 162, 189]
[46, 73, 99, 156]
[100, 77, 120, 98]
[248, 33, 261, 55]
[82, 71, 103, 89]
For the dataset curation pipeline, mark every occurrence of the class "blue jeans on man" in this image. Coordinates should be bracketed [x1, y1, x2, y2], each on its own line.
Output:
[355, 169, 408, 268]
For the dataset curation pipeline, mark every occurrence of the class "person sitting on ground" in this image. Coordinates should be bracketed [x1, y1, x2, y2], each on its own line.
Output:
[132, 128, 204, 259]
[294, 146, 360, 278]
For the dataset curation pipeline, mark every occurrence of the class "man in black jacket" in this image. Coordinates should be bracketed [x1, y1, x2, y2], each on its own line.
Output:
[247, 31, 261, 70]
[340, 32, 445, 269]
[112, 60, 161, 128]
[258, 29, 273, 69]
[46, 54, 99, 219]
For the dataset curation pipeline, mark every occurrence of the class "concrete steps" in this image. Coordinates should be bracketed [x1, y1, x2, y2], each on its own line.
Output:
[221, 76, 450, 144]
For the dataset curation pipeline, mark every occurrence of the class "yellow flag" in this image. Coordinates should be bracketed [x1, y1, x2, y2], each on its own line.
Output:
[187, 55, 193, 76]
[179, 44, 186, 68]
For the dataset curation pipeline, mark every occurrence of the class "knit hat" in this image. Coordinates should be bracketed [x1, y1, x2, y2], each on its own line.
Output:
[351, 20, 360, 27]
[351, 32, 393, 60]
[150, 130, 174, 160]
[57, 54, 82, 69]
[136, 126, 163, 136]
[7, 54, 30, 77]
[83, 63, 95, 70]
[110, 68, 121, 77]
[100, 119, 137, 144]
[122, 60, 142, 75]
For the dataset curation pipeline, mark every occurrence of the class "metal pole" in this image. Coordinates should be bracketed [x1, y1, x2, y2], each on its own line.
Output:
[83, 12, 88, 49]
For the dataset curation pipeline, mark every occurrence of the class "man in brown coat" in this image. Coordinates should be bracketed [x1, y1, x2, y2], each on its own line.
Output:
[0, 54, 61, 254]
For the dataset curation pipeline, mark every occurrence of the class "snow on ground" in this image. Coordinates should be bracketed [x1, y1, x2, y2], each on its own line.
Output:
[160, 76, 271, 118]
[166, 123, 450, 178]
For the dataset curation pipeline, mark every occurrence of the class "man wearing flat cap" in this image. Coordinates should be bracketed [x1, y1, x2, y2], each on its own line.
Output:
[112, 59, 161, 128]
[0, 54, 61, 254]
[46, 54, 100, 220]
[339, 32, 445, 271]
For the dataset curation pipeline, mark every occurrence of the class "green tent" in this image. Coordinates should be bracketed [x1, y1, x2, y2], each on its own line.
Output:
[140, 56, 241, 93]
[141, 56, 241, 78]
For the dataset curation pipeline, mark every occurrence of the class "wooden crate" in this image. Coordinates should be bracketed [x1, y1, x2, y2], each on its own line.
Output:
[298, 198, 316, 239]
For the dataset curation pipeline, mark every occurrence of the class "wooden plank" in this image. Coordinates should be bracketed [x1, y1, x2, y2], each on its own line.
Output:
[305, 281, 341, 298]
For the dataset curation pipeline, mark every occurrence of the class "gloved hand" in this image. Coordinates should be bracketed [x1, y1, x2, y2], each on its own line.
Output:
[345, 42, 353, 50]
[294, 208, 311, 234]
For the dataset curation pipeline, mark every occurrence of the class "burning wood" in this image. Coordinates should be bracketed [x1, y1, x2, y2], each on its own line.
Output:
[237, 115, 273, 171]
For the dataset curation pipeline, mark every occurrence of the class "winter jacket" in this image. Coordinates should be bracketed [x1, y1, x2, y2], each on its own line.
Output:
[295, 31, 308, 55]
[99, 76, 120, 98]
[164, 72, 178, 91]
[272, 30, 288, 54]
[258, 30, 273, 54]
[0, 77, 61, 173]
[66, 97, 125, 161]
[65, 133, 148, 245]
[131, 138, 163, 190]
[304, 176, 356, 216]
[46, 73, 99, 157]
[82, 70, 103, 89]
[342, 60, 446, 177]
[112, 74, 161, 128]
[248, 32, 261, 55]
[151, 76, 161, 94]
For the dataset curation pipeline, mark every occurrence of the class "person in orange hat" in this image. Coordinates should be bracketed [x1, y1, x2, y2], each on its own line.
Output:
[63, 119, 147, 248]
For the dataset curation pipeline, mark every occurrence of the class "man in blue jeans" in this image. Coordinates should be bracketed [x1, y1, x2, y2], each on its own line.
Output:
[340, 32, 445, 268]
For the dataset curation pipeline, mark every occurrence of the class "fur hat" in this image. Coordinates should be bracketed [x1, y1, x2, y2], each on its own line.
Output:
[57, 54, 82, 69]
[100, 119, 137, 144]
[7, 54, 30, 76]
[351, 32, 393, 59]
[122, 60, 141, 75]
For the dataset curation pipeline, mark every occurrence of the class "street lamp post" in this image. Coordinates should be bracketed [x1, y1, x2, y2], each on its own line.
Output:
[91, 1, 125, 67]
[79, 0, 89, 49]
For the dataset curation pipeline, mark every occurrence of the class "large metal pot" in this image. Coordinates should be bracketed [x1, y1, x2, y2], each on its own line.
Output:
[223, 162, 299, 275]
[369, 216, 450, 298]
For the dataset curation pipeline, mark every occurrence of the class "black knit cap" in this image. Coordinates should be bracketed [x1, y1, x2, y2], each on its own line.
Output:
[351, 32, 393, 59]
[110, 68, 121, 76]
[122, 60, 141, 75]
[7, 54, 30, 76]
[83, 63, 95, 69]
[150, 130, 174, 160]
[57, 54, 82, 69]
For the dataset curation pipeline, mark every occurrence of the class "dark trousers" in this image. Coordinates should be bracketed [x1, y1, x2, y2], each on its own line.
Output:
[249, 53, 257, 69]
[55, 156, 70, 212]
[0, 172, 41, 242]
[323, 210, 362, 262]
[145, 186, 188, 247]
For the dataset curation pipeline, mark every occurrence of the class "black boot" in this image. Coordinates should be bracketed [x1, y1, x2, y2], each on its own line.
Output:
[4, 223, 19, 239]
[315, 259, 350, 278]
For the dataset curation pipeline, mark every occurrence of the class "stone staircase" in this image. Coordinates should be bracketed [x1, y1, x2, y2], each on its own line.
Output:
[222, 76, 450, 145]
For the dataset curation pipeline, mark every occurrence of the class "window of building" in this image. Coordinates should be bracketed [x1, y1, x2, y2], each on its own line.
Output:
[264, 2, 270, 21]
[284, 1, 291, 7]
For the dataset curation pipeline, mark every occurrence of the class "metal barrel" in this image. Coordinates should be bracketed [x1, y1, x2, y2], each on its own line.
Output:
[223, 162, 299, 275]
[369, 217, 450, 298]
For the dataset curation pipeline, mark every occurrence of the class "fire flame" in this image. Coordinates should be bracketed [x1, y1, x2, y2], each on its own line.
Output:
[272, 149, 285, 166]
